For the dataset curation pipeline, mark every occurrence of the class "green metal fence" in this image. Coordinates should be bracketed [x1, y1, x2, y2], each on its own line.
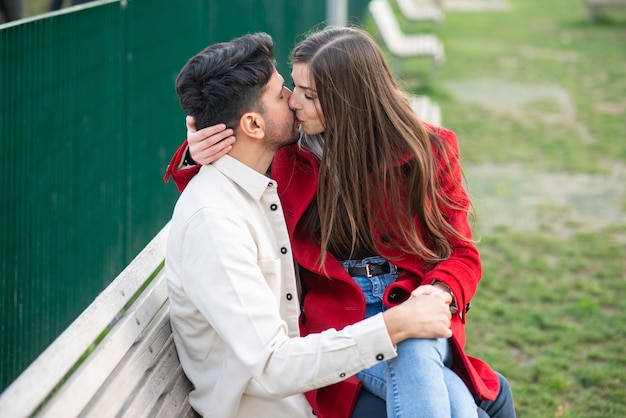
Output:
[0, 0, 372, 391]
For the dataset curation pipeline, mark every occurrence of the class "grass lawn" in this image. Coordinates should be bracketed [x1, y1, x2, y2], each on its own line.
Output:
[367, 0, 626, 416]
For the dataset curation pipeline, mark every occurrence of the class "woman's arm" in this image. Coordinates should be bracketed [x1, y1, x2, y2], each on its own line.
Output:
[185, 116, 235, 165]
[424, 127, 481, 320]
[163, 116, 236, 192]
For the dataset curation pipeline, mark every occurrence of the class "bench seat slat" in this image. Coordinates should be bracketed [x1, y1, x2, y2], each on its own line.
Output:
[80, 302, 178, 416]
[144, 366, 196, 418]
[92, 306, 191, 418]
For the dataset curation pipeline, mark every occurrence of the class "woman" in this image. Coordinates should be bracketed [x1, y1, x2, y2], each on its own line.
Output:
[165, 27, 513, 418]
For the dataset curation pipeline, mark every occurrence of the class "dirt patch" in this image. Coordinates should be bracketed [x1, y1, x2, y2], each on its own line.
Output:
[465, 163, 626, 237]
[445, 78, 593, 142]
[442, 79, 626, 237]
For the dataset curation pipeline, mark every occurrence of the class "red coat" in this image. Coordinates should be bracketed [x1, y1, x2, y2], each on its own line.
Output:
[165, 126, 500, 418]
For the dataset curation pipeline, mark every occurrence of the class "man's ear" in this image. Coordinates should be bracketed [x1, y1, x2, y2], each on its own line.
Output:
[238, 112, 265, 139]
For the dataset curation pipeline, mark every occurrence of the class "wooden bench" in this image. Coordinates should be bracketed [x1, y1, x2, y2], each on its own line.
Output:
[586, 0, 626, 21]
[369, 0, 445, 66]
[0, 222, 199, 418]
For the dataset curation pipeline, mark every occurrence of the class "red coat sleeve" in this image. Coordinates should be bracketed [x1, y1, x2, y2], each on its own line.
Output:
[163, 140, 201, 193]
[423, 127, 481, 321]
[378, 127, 480, 322]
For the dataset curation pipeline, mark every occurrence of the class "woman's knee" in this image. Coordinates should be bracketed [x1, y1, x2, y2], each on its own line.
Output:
[397, 337, 447, 361]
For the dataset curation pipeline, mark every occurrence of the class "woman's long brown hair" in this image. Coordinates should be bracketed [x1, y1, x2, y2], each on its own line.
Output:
[292, 27, 472, 266]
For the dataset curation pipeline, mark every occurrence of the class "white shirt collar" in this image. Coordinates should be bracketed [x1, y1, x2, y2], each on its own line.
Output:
[208, 155, 273, 201]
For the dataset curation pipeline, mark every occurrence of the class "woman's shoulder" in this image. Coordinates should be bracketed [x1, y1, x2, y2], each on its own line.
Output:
[422, 121, 458, 143]
[423, 122, 460, 159]
[275, 144, 320, 165]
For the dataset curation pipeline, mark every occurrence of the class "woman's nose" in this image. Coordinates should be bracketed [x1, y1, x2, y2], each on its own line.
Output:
[288, 90, 298, 110]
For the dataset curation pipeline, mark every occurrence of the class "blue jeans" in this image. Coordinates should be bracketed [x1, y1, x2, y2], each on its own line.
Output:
[352, 371, 516, 418]
[341, 256, 478, 418]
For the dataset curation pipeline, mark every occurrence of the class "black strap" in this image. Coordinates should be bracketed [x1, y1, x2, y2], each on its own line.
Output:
[346, 262, 392, 278]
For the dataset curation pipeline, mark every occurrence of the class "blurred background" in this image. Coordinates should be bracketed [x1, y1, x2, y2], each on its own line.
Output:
[1, 0, 625, 416]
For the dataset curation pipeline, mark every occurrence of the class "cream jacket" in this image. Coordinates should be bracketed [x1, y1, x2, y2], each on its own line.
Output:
[166, 156, 396, 418]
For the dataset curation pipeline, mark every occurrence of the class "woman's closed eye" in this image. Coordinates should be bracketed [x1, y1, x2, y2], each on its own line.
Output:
[292, 83, 316, 100]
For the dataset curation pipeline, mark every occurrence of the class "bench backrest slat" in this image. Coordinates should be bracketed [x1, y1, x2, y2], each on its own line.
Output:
[0, 223, 171, 417]
[39, 268, 170, 417]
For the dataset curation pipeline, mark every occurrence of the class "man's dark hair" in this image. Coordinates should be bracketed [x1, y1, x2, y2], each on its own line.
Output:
[175, 32, 275, 130]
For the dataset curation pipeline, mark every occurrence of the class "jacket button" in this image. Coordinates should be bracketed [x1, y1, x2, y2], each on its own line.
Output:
[280, 247, 288, 254]
[268, 182, 274, 187]
[286, 293, 293, 300]
[270, 203, 278, 211]
[376, 354, 384, 361]
[339, 373, 346, 378]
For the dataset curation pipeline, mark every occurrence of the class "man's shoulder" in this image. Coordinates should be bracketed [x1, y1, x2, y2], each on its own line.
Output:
[174, 166, 231, 216]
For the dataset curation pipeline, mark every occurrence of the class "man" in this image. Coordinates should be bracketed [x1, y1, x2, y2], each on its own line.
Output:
[166, 32, 456, 418]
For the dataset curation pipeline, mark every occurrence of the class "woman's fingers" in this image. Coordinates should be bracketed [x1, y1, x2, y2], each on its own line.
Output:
[186, 116, 235, 164]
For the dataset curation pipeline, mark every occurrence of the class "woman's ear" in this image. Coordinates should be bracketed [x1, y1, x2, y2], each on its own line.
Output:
[238, 112, 265, 139]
